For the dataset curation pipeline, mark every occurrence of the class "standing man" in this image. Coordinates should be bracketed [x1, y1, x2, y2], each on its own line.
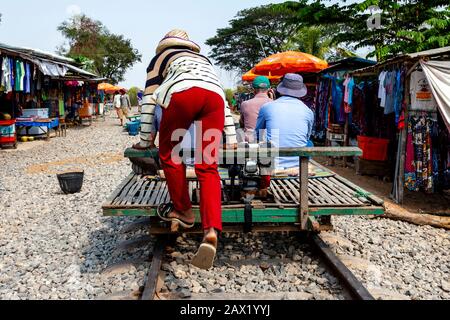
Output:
[113, 91, 123, 126]
[239, 76, 273, 143]
[131, 29, 237, 270]
[120, 89, 132, 123]
[137, 90, 144, 113]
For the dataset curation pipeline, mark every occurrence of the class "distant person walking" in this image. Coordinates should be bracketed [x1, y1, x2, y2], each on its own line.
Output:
[113, 91, 123, 126]
[137, 90, 144, 112]
[120, 89, 132, 121]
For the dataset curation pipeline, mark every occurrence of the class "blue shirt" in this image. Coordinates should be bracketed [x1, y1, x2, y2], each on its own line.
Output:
[256, 96, 315, 169]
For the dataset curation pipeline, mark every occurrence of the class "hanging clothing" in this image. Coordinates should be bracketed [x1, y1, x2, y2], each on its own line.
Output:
[383, 71, 396, 115]
[314, 78, 331, 140]
[351, 83, 366, 135]
[378, 71, 387, 108]
[410, 70, 438, 112]
[393, 69, 404, 125]
[343, 76, 355, 113]
[24, 63, 31, 94]
[1, 57, 12, 93]
[14, 60, 25, 92]
[331, 77, 345, 124]
[9, 58, 15, 90]
[405, 114, 437, 193]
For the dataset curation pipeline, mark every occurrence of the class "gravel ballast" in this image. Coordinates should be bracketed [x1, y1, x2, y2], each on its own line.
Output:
[0, 116, 448, 300]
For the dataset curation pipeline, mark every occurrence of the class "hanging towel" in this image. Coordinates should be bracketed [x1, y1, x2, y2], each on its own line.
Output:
[420, 60, 450, 131]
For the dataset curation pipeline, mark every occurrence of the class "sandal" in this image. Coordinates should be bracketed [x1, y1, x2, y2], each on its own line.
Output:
[157, 203, 195, 229]
[191, 242, 217, 270]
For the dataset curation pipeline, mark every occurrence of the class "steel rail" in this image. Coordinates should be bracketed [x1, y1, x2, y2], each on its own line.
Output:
[141, 236, 166, 300]
[310, 234, 375, 301]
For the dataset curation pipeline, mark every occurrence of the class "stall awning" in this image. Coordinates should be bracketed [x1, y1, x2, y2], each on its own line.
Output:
[32, 59, 68, 77]
[0, 42, 100, 81]
[420, 60, 450, 130]
[320, 57, 376, 74]
[31, 59, 98, 79]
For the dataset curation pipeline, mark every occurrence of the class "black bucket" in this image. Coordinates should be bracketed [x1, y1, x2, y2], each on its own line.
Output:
[57, 172, 84, 194]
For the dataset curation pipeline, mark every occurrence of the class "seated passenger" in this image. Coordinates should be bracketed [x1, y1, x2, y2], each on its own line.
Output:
[255, 73, 315, 188]
[239, 76, 273, 143]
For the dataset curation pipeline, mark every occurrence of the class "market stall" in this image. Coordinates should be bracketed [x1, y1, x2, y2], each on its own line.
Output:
[0, 43, 104, 146]
[316, 48, 450, 204]
[312, 58, 377, 169]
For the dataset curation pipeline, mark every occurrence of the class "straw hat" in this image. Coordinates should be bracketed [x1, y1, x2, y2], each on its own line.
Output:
[156, 29, 201, 54]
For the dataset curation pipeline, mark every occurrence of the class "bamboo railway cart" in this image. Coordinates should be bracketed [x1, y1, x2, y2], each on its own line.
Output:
[103, 147, 385, 233]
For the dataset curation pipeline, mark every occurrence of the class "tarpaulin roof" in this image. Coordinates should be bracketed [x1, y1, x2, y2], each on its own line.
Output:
[320, 57, 376, 74]
[351, 46, 450, 75]
[421, 60, 450, 131]
[0, 42, 101, 81]
[0, 43, 75, 64]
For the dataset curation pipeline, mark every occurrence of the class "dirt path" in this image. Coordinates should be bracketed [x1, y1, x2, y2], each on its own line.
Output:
[316, 158, 449, 215]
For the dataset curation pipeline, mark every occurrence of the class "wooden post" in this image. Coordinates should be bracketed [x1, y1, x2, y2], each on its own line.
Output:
[344, 114, 350, 168]
[299, 156, 309, 230]
[396, 62, 414, 204]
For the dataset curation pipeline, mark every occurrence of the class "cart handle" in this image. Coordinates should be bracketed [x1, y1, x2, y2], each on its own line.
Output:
[124, 147, 362, 159]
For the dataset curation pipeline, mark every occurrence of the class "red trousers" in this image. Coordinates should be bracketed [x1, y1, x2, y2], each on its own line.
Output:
[159, 87, 225, 232]
[260, 176, 271, 189]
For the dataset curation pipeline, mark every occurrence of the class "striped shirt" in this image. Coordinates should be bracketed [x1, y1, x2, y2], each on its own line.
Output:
[140, 47, 237, 147]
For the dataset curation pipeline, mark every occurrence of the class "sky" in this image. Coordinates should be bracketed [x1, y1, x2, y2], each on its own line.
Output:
[0, 0, 361, 89]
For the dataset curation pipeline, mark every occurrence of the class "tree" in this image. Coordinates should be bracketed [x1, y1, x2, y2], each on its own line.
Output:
[224, 89, 235, 106]
[280, 0, 450, 61]
[283, 26, 335, 60]
[206, 3, 354, 71]
[206, 5, 301, 72]
[127, 87, 141, 107]
[58, 14, 141, 84]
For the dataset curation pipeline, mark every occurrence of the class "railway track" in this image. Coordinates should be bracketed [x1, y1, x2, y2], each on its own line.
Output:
[134, 231, 374, 301]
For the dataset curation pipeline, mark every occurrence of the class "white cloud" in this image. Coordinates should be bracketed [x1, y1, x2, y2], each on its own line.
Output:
[66, 4, 82, 16]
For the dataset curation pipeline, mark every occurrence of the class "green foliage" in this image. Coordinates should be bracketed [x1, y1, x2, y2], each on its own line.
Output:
[206, 4, 301, 72]
[280, 0, 450, 61]
[127, 87, 141, 107]
[206, 2, 355, 71]
[58, 14, 142, 84]
[71, 55, 96, 73]
[283, 26, 335, 60]
[236, 85, 251, 94]
[224, 89, 235, 106]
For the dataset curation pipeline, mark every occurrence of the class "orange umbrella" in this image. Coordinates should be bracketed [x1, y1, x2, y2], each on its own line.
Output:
[98, 83, 116, 91]
[242, 68, 282, 83]
[98, 83, 125, 94]
[253, 51, 328, 76]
